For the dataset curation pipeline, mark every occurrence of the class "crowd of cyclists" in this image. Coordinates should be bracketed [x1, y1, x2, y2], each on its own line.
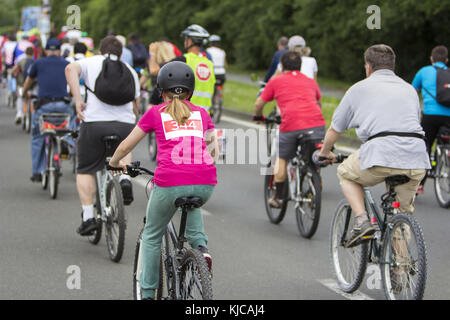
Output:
[1, 20, 449, 300]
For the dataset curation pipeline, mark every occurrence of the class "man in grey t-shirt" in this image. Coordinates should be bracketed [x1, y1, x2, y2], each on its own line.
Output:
[319, 44, 430, 246]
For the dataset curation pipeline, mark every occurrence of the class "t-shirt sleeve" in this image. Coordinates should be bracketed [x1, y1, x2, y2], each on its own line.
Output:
[137, 107, 157, 133]
[28, 60, 38, 78]
[331, 88, 354, 133]
[411, 69, 423, 90]
[313, 58, 318, 73]
[260, 79, 276, 102]
[203, 108, 215, 131]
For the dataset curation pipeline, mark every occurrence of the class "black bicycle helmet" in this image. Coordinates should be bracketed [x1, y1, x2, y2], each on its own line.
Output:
[157, 61, 195, 94]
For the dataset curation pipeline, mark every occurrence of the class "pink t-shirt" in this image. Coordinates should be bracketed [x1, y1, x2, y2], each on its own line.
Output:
[137, 101, 217, 187]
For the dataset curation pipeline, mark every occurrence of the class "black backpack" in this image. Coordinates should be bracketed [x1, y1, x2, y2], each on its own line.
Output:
[86, 55, 136, 106]
[423, 66, 450, 107]
[128, 43, 148, 68]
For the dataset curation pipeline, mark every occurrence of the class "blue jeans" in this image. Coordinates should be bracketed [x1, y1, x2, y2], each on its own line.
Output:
[31, 101, 74, 175]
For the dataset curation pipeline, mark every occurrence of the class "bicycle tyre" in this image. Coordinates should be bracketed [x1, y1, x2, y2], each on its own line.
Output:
[22, 102, 27, 131]
[295, 165, 322, 239]
[380, 213, 427, 300]
[264, 170, 288, 224]
[211, 95, 223, 124]
[25, 104, 32, 134]
[132, 226, 164, 300]
[330, 199, 369, 293]
[42, 138, 50, 190]
[179, 248, 213, 300]
[159, 225, 178, 300]
[434, 149, 450, 208]
[49, 138, 59, 200]
[88, 187, 103, 245]
[105, 178, 126, 263]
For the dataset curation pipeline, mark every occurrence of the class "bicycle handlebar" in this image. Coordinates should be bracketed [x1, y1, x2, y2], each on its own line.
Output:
[253, 115, 282, 125]
[107, 161, 155, 178]
[317, 154, 348, 164]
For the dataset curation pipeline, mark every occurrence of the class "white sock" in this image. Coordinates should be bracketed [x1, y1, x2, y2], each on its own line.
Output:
[82, 205, 94, 222]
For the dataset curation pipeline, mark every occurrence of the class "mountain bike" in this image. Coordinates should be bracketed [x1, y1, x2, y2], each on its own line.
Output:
[433, 125, 450, 208]
[87, 135, 127, 263]
[39, 113, 75, 199]
[120, 162, 213, 300]
[330, 159, 427, 300]
[256, 114, 327, 239]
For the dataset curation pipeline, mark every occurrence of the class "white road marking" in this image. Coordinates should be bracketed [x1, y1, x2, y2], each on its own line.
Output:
[318, 279, 374, 300]
[221, 115, 264, 130]
[133, 176, 211, 216]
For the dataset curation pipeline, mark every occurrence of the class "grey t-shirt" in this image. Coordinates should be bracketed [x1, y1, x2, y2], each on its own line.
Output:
[332, 69, 431, 170]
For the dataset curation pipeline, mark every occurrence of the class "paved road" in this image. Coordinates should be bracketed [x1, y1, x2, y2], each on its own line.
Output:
[1, 90, 449, 300]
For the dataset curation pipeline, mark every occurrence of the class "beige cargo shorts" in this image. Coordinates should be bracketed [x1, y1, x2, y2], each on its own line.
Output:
[337, 151, 426, 214]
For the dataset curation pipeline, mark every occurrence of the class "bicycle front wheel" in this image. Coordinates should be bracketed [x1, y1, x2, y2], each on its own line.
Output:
[381, 213, 427, 300]
[264, 171, 288, 224]
[295, 165, 321, 239]
[179, 249, 213, 300]
[88, 188, 103, 245]
[330, 200, 369, 293]
[434, 149, 450, 208]
[105, 178, 126, 263]
[132, 226, 165, 300]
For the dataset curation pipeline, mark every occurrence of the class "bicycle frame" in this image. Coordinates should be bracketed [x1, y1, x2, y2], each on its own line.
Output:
[95, 168, 114, 222]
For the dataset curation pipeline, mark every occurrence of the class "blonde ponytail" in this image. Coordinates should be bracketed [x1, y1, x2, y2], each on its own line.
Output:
[161, 91, 192, 125]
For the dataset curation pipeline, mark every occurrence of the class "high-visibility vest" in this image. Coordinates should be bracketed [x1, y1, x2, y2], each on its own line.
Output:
[184, 52, 215, 109]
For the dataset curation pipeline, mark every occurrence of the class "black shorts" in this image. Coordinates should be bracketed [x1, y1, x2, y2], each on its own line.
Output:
[215, 74, 226, 86]
[278, 126, 325, 160]
[77, 121, 135, 174]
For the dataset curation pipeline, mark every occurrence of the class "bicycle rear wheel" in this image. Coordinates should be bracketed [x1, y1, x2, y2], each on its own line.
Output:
[179, 248, 213, 300]
[25, 103, 32, 134]
[295, 165, 322, 239]
[264, 170, 288, 224]
[48, 138, 60, 200]
[381, 213, 427, 300]
[434, 149, 450, 208]
[105, 178, 126, 263]
[330, 200, 369, 293]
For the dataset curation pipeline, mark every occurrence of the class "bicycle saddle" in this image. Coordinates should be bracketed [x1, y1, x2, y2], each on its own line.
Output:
[174, 196, 204, 209]
[385, 175, 410, 187]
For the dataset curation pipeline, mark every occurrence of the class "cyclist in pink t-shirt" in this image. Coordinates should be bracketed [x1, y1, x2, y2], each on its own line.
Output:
[109, 61, 217, 300]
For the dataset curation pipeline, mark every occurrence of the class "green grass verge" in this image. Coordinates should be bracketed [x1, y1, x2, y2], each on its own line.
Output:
[223, 79, 356, 138]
